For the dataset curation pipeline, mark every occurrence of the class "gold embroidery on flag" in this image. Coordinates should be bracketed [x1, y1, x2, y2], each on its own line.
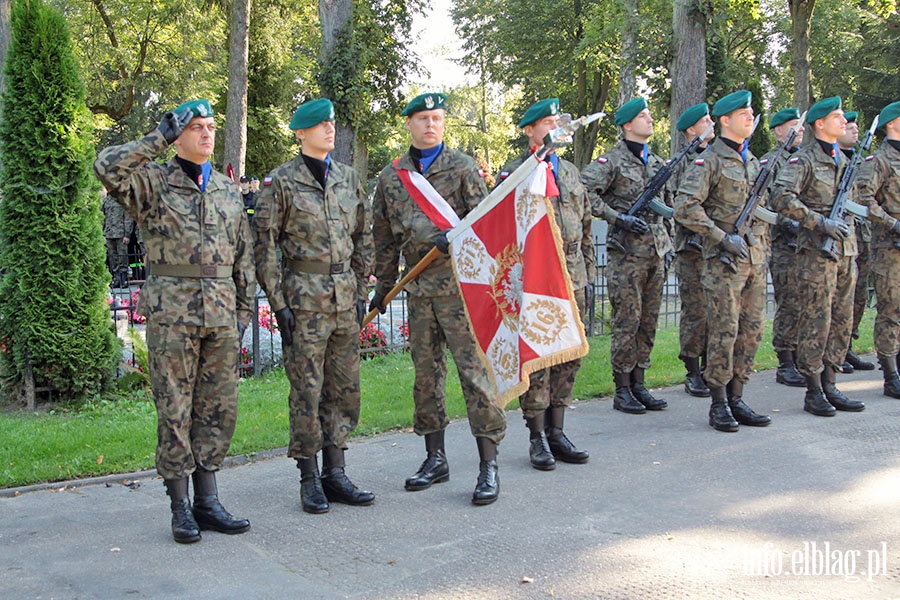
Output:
[456, 237, 487, 280]
[488, 243, 524, 329]
[521, 299, 565, 346]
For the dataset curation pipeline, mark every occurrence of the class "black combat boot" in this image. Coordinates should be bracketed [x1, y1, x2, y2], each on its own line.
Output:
[472, 437, 499, 505]
[613, 371, 646, 414]
[545, 406, 589, 464]
[164, 478, 201, 544]
[775, 350, 805, 386]
[804, 374, 836, 417]
[405, 431, 450, 490]
[726, 379, 771, 427]
[821, 366, 865, 411]
[298, 456, 329, 514]
[630, 367, 667, 410]
[321, 446, 375, 506]
[524, 412, 555, 471]
[879, 355, 900, 399]
[845, 344, 874, 370]
[191, 469, 251, 534]
[708, 386, 739, 432]
[683, 357, 711, 397]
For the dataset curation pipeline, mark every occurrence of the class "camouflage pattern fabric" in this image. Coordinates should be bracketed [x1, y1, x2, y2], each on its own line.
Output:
[852, 236, 871, 338]
[102, 193, 135, 238]
[373, 147, 506, 442]
[674, 139, 767, 388]
[252, 155, 373, 457]
[94, 128, 255, 479]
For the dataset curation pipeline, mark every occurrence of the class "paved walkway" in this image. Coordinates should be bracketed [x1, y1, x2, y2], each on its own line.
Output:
[2, 358, 899, 599]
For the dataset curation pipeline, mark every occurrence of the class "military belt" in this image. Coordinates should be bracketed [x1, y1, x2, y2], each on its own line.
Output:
[565, 241, 580, 255]
[149, 263, 232, 278]
[285, 258, 347, 275]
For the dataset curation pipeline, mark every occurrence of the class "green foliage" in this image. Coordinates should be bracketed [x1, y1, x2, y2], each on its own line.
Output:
[0, 0, 118, 403]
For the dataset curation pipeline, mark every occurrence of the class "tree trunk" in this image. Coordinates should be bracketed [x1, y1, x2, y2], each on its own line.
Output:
[616, 0, 639, 106]
[789, 0, 815, 111]
[224, 0, 251, 178]
[573, 68, 611, 170]
[670, 0, 706, 154]
[319, 0, 356, 168]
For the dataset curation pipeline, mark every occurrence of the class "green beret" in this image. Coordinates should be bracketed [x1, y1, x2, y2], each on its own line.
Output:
[843, 111, 858, 123]
[519, 98, 560, 128]
[878, 101, 900, 129]
[401, 92, 448, 116]
[806, 96, 842, 124]
[711, 90, 752, 117]
[290, 98, 335, 130]
[676, 103, 709, 132]
[173, 99, 213, 119]
[769, 107, 800, 129]
[614, 97, 648, 126]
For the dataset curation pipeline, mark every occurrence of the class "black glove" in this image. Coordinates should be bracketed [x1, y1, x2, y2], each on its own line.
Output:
[664, 250, 676, 271]
[890, 220, 900, 236]
[157, 107, 194, 144]
[718, 233, 749, 259]
[434, 229, 452, 254]
[368, 290, 387, 315]
[819, 217, 849, 241]
[618, 214, 649, 235]
[780, 219, 800, 238]
[356, 300, 366, 327]
[237, 321, 247, 342]
[274, 306, 295, 348]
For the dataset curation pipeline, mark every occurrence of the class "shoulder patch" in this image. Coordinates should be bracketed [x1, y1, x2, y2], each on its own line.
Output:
[759, 158, 768, 165]
[694, 158, 705, 165]
[865, 155, 875, 161]
[263, 176, 273, 186]
[788, 157, 800, 164]
[596, 157, 608, 164]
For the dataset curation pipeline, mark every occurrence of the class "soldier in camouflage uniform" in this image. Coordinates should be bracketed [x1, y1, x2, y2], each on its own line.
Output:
[838, 111, 876, 372]
[94, 100, 255, 543]
[672, 103, 715, 398]
[497, 98, 591, 471]
[253, 98, 375, 514]
[371, 92, 506, 506]
[101, 189, 136, 288]
[855, 101, 900, 398]
[764, 108, 807, 387]
[771, 96, 866, 416]
[581, 97, 670, 415]
[674, 90, 772, 432]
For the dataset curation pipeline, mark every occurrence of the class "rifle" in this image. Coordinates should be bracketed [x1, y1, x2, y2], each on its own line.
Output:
[821, 115, 879, 262]
[720, 114, 803, 273]
[608, 122, 715, 253]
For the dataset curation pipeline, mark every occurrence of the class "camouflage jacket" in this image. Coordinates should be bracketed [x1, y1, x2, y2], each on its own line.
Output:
[94, 129, 255, 327]
[674, 138, 768, 264]
[101, 194, 135, 239]
[373, 146, 487, 297]
[497, 153, 594, 290]
[759, 145, 797, 245]
[771, 141, 858, 257]
[856, 141, 900, 249]
[253, 154, 373, 313]
[580, 139, 672, 258]
[672, 142, 709, 253]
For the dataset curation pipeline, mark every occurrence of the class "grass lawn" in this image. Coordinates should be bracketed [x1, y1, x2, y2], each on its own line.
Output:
[0, 313, 876, 489]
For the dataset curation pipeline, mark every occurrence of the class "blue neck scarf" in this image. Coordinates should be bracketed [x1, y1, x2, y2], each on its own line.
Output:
[199, 161, 211, 192]
[546, 153, 559, 180]
[832, 143, 840, 166]
[419, 143, 443, 174]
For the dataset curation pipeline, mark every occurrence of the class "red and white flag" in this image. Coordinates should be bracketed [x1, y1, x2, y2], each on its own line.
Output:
[450, 164, 589, 406]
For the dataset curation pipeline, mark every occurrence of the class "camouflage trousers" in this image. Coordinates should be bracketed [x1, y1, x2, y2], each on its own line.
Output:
[793, 250, 856, 377]
[675, 249, 706, 360]
[607, 250, 664, 373]
[408, 293, 506, 444]
[284, 307, 361, 458]
[852, 240, 871, 339]
[770, 239, 800, 353]
[872, 246, 900, 357]
[147, 320, 239, 479]
[519, 289, 586, 418]
[106, 237, 128, 275]
[701, 257, 766, 388]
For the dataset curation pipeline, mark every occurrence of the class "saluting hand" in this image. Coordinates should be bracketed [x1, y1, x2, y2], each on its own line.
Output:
[157, 108, 194, 144]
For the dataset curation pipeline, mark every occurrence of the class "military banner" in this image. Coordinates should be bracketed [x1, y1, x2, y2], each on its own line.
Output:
[450, 163, 589, 406]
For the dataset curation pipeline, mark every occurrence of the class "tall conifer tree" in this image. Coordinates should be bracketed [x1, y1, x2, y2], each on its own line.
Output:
[0, 0, 117, 404]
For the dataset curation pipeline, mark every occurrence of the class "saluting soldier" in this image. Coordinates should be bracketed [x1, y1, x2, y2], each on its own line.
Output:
[581, 97, 671, 415]
[856, 101, 900, 398]
[771, 96, 866, 416]
[672, 103, 715, 398]
[496, 98, 591, 471]
[764, 107, 807, 387]
[837, 111, 876, 372]
[674, 90, 772, 432]
[253, 98, 375, 514]
[95, 100, 255, 543]
[371, 92, 507, 505]
[101, 189, 137, 288]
